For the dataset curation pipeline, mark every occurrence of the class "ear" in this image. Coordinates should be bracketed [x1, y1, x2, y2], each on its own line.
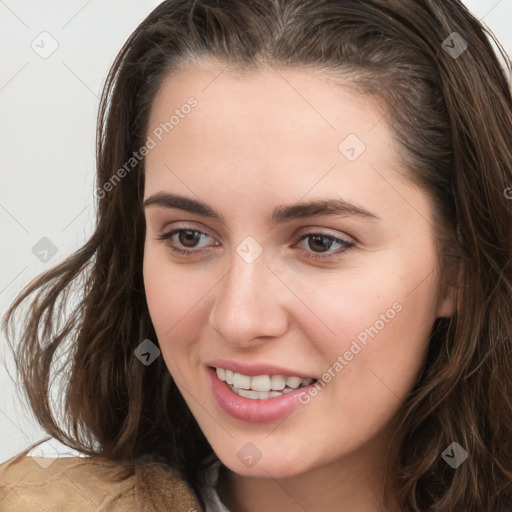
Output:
[436, 283, 457, 318]
[435, 256, 461, 319]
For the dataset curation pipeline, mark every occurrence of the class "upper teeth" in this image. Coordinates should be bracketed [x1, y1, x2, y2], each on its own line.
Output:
[216, 367, 313, 391]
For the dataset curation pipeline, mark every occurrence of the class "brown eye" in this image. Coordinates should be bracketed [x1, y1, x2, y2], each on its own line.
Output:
[156, 228, 216, 256]
[178, 229, 203, 247]
[307, 235, 335, 253]
[296, 232, 355, 260]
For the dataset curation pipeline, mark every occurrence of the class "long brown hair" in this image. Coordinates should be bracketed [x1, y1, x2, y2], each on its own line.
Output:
[3, 1, 512, 509]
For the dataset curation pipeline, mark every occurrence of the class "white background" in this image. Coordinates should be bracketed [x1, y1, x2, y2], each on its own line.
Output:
[1, 0, 511, 463]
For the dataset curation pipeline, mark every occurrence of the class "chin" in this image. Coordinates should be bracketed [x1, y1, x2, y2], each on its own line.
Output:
[216, 448, 313, 479]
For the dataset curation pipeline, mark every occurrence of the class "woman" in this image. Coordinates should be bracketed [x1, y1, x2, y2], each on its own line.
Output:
[1, 0, 512, 510]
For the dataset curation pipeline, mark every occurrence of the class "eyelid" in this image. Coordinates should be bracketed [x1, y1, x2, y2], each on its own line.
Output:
[159, 222, 354, 243]
[156, 224, 355, 261]
[157, 226, 217, 249]
[294, 225, 355, 242]
[294, 231, 354, 260]
[158, 220, 219, 238]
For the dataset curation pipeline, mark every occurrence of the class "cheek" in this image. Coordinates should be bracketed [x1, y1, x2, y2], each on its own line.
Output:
[289, 254, 438, 400]
[287, 262, 434, 346]
[294, 285, 435, 448]
[144, 245, 203, 328]
[143, 247, 214, 367]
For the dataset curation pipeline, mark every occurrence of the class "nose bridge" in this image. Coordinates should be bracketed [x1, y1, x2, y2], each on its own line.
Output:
[209, 244, 287, 343]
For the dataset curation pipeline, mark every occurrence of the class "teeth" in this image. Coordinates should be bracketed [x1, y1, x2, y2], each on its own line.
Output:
[215, 367, 313, 395]
[233, 372, 251, 390]
[251, 375, 271, 391]
[285, 376, 303, 389]
[271, 375, 286, 390]
[233, 388, 283, 399]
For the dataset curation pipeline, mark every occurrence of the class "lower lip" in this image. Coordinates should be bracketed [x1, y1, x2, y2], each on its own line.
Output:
[208, 367, 316, 423]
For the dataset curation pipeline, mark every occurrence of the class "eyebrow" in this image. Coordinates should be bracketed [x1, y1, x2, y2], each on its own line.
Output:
[143, 192, 380, 223]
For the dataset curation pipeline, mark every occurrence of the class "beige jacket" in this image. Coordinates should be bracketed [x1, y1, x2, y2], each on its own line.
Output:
[0, 450, 203, 511]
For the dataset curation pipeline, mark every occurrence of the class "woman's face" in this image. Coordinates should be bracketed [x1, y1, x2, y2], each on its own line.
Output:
[142, 62, 454, 479]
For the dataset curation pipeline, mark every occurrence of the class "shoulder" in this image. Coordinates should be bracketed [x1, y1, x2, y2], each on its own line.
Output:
[0, 451, 203, 511]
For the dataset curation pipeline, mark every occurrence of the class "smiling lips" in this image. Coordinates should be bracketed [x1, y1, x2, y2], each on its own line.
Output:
[215, 367, 315, 400]
[208, 365, 318, 423]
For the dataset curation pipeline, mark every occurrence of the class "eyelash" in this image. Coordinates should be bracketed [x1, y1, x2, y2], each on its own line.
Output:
[156, 228, 355, 260]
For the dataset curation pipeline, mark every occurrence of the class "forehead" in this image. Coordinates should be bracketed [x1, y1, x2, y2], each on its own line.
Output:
[143, 63, 420, 219]
[147, 64, 397, 161]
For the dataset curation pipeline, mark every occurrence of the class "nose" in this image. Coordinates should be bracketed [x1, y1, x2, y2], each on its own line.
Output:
[208, 248, 289, 347]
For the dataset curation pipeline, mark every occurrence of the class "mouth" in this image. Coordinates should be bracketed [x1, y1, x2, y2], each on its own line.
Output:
[212, 366, 317, 400]
[207, 365, 319, 422]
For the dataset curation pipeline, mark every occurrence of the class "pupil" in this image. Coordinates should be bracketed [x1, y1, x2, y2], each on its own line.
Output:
[179, 230, 200, 247]
[309, 235, 330, 252]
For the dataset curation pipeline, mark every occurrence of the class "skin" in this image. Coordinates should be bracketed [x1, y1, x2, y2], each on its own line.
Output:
[142, 61, 455, 512]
